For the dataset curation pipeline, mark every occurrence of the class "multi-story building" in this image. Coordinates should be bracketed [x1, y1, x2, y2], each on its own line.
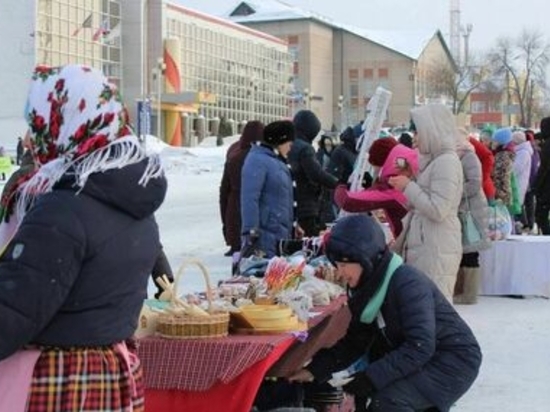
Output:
[0, 0, 292, 147]
[227, 0, 457, 129]
[470, 91, 504, 129]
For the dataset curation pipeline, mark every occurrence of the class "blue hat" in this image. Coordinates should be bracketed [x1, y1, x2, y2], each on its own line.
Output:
[492, 127, 513, 146]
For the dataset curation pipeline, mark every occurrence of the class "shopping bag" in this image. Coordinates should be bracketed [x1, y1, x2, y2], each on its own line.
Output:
[487, 201, 512, 240]
[459, 210, 483, 247]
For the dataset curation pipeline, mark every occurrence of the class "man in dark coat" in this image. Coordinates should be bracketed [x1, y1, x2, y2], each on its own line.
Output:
[289, 215, 482, 412]
[219, 121, 264, 255]
[327, 126, 358, 184]
[288, 110, 338, 236]
[534, 116, 550, 234]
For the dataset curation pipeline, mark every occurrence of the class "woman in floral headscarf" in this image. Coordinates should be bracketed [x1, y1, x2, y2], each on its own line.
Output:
[0, 64, 166, 412]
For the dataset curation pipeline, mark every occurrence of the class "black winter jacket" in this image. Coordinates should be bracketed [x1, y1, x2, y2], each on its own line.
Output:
[288, 136, 338, 219]
[0, 160, 167, 360]
[308, 258, 482, 412]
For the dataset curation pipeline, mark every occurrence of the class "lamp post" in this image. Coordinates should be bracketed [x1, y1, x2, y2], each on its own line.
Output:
[140, 0, 148, 146]
[337, 94, 345, 131]
[303, 88, 310, 110]
[152, 57, 166, 139]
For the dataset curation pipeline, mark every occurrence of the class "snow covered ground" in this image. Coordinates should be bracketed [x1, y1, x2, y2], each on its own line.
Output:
[126, 136, 550, 411]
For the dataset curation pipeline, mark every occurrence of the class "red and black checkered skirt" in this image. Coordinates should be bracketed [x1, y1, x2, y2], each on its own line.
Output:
[27, 343, 144, 412]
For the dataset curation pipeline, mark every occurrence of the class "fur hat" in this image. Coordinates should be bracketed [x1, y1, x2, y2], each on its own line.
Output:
[540, 117, 550, 139]
[368, 137, 398, 167]
[263, 120, 295, 147]
[492, 128, 513, 146]
[293, 110, 321, 141]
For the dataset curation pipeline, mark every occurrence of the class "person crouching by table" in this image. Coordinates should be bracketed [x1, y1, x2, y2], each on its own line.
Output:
[0, 64, 166, 412]
[289, 214, 482, 412]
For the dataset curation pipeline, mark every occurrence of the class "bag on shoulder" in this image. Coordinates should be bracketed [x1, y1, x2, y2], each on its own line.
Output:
[459, 210, 483, 247]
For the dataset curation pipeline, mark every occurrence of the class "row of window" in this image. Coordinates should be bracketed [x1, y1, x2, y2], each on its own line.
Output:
[166, 17, 291, 122]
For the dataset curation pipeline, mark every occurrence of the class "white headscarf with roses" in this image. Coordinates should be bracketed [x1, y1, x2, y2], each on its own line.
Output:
[15, 64, 162, 220]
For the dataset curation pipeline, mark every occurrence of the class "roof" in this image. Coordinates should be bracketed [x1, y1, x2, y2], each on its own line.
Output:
[166, 2, 288, 46]
[226, 0, 447, 61]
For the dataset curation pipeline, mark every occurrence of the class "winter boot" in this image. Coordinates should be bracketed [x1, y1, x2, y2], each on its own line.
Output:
[454, 267, 480, 304]
[453, 267, 465, 297]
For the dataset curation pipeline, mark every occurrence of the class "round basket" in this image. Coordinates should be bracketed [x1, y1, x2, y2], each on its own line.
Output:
[156, 259, 230, 339]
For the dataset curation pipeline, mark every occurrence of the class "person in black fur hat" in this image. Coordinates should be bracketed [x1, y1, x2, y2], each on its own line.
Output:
[289, 215, 482, 412]
[288, 110, 338, 236]
[240, 120, 296, 258]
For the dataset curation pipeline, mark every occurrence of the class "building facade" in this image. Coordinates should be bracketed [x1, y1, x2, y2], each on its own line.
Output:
[0, 0, 292, 147]
[229, 0, 457, 130]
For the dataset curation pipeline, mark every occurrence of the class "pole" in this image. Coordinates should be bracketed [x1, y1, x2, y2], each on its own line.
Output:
[157, 69, 162, 139]
[140, 0, 149, 148]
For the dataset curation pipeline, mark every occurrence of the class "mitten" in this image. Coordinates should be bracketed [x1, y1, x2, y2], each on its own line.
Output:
[342, 372, 375, 398]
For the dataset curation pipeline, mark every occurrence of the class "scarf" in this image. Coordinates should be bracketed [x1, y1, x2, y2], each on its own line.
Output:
[1, 64, 163, 224]
[347, 250, 403, 324]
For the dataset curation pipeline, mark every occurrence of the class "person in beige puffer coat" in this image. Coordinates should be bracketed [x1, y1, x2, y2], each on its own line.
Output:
[389, 104, 463, 302]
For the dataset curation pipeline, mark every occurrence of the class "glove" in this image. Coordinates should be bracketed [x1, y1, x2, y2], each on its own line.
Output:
[240, 229, 261, 259]
[342, 372, 375, 398]
[361, 172, 373, 189]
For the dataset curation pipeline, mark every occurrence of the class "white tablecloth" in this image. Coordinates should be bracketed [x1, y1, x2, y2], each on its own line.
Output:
[480, 235, 550, 297]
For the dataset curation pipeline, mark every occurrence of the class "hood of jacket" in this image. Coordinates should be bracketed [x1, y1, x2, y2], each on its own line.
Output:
[515, 140, 534, 157]
[340, 126, 358, 151]
[56, 158, 167, 219]
[293, 110, 321, 142]
[469, 137, 493, 163]
[410, 104, 458, 171]
[379, 144, 419, 181]
[239, 120, 264, 150]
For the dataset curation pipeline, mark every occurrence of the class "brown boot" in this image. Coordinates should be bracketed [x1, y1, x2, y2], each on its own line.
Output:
[453, 267, 465, 297]
[454, 267, 480, 304]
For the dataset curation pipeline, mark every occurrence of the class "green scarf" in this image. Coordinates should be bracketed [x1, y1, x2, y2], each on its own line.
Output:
[360, 253, 403, 324]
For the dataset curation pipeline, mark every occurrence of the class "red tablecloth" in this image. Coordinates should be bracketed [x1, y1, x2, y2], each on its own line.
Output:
[144, 338, 294, 412]
[138, 296, 350, 412]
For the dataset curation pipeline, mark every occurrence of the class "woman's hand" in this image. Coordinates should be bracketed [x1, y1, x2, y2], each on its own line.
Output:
[388, 175, 411, 192]
[287, 369, 314, 383]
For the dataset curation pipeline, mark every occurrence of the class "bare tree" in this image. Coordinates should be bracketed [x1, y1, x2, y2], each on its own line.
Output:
[488, 30, 550, 127]
[427, 54, 493, 115]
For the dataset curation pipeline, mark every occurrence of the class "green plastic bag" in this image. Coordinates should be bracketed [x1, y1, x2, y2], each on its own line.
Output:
[508, 172, 522, 216]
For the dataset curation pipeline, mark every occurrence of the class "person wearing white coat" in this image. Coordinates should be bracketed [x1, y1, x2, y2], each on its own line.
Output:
[512, 131, 533, 215]
[390, 104, 463, 302]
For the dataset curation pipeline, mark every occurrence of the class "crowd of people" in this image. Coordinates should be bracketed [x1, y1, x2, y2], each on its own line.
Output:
[0, 62, 548, 411]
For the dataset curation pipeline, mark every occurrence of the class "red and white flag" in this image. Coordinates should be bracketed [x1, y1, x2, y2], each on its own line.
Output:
[92, 19, 109, 42]
[72, 13, 93, 37]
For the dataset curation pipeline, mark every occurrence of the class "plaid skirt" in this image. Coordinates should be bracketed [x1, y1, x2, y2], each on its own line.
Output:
[27, 343, 144, 412]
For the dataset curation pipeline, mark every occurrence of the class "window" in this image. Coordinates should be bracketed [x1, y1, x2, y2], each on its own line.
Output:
[471, 101, 485, 113]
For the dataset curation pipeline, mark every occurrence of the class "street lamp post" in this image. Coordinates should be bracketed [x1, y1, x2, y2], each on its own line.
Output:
[152, 57, 166, 139]
[337, 95, 345, 131]
[303, 88, 310, 110]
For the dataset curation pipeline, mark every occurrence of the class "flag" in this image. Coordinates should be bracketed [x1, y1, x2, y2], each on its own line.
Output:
[103, 22, 121, 44]
[92, 19, 109, 42]
[72, 13, 93, 37]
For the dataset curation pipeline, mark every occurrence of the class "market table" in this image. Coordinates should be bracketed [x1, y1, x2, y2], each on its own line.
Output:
[480, 235, 550, 298]
[138, 295, 350, 412]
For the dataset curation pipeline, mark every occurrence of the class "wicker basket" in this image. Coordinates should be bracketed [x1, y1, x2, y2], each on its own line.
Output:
[156, 259, 230, 339]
